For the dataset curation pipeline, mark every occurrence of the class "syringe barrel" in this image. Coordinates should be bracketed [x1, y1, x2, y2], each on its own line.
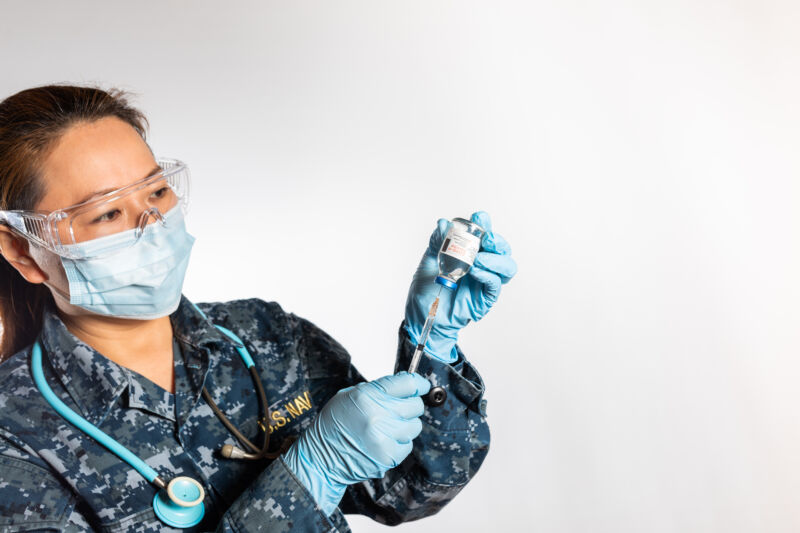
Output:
[408, 297, 440, 374]
[408, 347, 424, 374]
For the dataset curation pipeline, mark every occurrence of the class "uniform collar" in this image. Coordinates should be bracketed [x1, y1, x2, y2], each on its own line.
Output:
[40, 306, 128, 426]
[169, 295, 233, 353]
[39, 295, 235, 427]
[169, 295, 238, 425]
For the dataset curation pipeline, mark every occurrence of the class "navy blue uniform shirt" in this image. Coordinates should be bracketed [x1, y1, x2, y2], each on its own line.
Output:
[0, 296, 490, 531]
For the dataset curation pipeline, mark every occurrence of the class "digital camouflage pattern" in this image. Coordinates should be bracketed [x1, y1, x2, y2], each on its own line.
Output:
[0, 296, 490, 531]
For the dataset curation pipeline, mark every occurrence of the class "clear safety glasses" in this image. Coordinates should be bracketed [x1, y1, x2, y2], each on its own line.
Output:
[0, 158, 190, 260]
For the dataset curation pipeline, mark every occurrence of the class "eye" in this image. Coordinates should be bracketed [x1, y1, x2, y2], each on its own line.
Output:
[91, 209, 121, 224]
[150, 186, 170, 199]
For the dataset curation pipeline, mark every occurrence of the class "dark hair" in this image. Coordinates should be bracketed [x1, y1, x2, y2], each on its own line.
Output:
[0, 84, 149, 360]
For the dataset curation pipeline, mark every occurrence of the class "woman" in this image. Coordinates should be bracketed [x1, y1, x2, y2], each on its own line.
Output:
[0, 85, 516, 532]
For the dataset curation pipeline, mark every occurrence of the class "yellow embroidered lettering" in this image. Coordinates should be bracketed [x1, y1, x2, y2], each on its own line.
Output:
[272, 411, 287, 428]
[286, 402, 301, 418]
[295, 395, 311, 413]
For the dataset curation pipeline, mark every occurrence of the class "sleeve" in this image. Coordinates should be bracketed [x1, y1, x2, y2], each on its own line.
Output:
[337, 320, 491, 524]
[0, 441, 92, 532]
[285, 311, 490, 526]
[214, 455, 350, 532]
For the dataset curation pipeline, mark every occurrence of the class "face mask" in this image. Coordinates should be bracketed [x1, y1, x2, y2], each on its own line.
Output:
[58, 207, 195, 319]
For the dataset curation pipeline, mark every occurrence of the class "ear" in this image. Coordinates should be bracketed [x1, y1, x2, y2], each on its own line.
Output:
[0, 226, 49, 284]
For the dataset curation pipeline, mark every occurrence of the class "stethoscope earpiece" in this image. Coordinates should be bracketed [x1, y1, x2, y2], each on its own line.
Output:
[152, 476, 205, 528]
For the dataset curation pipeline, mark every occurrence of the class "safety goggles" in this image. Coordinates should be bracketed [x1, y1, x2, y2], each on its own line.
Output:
[0, 158, 190, 260]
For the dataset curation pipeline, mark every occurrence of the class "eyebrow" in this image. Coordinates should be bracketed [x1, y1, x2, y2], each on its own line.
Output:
[73, 165, 163, 206]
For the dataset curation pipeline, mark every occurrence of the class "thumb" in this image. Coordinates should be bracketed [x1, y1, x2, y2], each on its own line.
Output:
[426, 218, 450, 256]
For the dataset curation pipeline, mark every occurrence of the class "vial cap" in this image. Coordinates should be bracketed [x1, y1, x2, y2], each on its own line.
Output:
[435, 276, 458, 290]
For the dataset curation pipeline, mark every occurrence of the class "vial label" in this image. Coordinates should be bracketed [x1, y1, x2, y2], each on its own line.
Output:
[440, 231, 480, 265]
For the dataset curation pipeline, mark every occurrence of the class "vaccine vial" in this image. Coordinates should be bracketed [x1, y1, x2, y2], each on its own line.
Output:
[435, 217, 486, 289]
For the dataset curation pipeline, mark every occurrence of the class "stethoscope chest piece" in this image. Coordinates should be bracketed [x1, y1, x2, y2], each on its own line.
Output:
[152, 476, 205, 528]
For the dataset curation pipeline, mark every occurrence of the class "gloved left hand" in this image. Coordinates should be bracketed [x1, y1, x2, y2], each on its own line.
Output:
[405, 211, 517, 363]
[283, 372, 430, 516]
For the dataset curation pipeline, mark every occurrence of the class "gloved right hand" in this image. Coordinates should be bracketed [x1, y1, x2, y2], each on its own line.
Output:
[405, 211, 517, 362]
[283, 372, 431, 516]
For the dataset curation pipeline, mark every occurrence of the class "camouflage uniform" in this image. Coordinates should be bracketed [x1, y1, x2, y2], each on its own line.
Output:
[0, 296, 490, 531]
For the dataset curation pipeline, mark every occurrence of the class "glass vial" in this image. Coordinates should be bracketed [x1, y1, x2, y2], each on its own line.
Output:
[435, 217, 486, 289]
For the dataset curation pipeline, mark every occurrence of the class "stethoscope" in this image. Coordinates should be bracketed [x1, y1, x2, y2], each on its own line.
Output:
[31, 304, 284, 528]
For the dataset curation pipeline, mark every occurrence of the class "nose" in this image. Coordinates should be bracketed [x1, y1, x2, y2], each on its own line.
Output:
[135, 207, 167, 239]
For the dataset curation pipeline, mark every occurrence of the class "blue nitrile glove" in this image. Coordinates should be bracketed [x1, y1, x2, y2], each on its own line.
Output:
[283, 372, 431, 516]
[405, 211, 517, 363]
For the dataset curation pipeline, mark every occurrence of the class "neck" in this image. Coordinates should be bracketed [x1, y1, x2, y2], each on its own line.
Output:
[56, 307, 176, 393]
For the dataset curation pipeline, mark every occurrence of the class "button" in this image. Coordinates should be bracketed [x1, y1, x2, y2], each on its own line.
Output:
[425, 386, 447, 407]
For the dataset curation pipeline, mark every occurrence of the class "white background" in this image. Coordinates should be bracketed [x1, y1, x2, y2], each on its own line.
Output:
[2, 1, 799, 531]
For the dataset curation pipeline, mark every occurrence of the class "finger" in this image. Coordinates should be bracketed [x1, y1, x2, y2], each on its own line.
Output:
[427, 218, 450, 255]
[468, 265, 502, 303]
[368, 392, 425, 420]
[366, 433, 404, 470]
[374, 372, 432, 398]
[372, 416, 423, 444]
[385, 440, 414, 468]
[388, 395, 426, 420]
[482, 231, 512, 255]
[473, 252, 517, 284]
[470, 211, 492, 234]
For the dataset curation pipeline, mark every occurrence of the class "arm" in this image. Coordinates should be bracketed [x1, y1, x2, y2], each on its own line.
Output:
[341, 211, 515, 523]
[282, 312, 489, 525]
[338, 321, 490, 524]
[215, 454, 347, 532]
[192, 302, 366, 532]
[278, 212, 513, 525]
[0, 444, 90, 532]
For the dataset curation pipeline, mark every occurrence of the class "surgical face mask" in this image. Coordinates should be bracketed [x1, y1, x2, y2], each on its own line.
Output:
[58, 206, 195, 319]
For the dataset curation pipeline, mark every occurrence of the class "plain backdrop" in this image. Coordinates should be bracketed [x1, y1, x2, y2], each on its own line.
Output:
[2, 1, 799, 532]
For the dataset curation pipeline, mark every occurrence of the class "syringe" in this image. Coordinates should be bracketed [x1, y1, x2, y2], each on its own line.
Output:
[408, 285, 443, 374]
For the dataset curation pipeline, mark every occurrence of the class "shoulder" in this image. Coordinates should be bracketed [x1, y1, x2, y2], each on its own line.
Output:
[192, 297, 340, 346]
[0, 346, 43, 412]
[192, 297, 352, 375]
[193, 297, 296, 343]
[0, 345, 33, 384]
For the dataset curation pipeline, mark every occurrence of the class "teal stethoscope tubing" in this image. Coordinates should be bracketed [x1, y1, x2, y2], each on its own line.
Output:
[31, 340, 162, 484]
[30, 303, 254, 490]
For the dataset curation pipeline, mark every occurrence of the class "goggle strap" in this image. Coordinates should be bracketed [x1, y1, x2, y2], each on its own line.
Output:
[0, 212, 53, 251]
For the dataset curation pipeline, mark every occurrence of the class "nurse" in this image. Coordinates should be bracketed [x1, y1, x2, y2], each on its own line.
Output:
[0, 85, 517, 531]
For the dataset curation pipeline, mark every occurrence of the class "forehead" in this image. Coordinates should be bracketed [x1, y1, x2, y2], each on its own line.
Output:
[36, 116, 156, 212]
